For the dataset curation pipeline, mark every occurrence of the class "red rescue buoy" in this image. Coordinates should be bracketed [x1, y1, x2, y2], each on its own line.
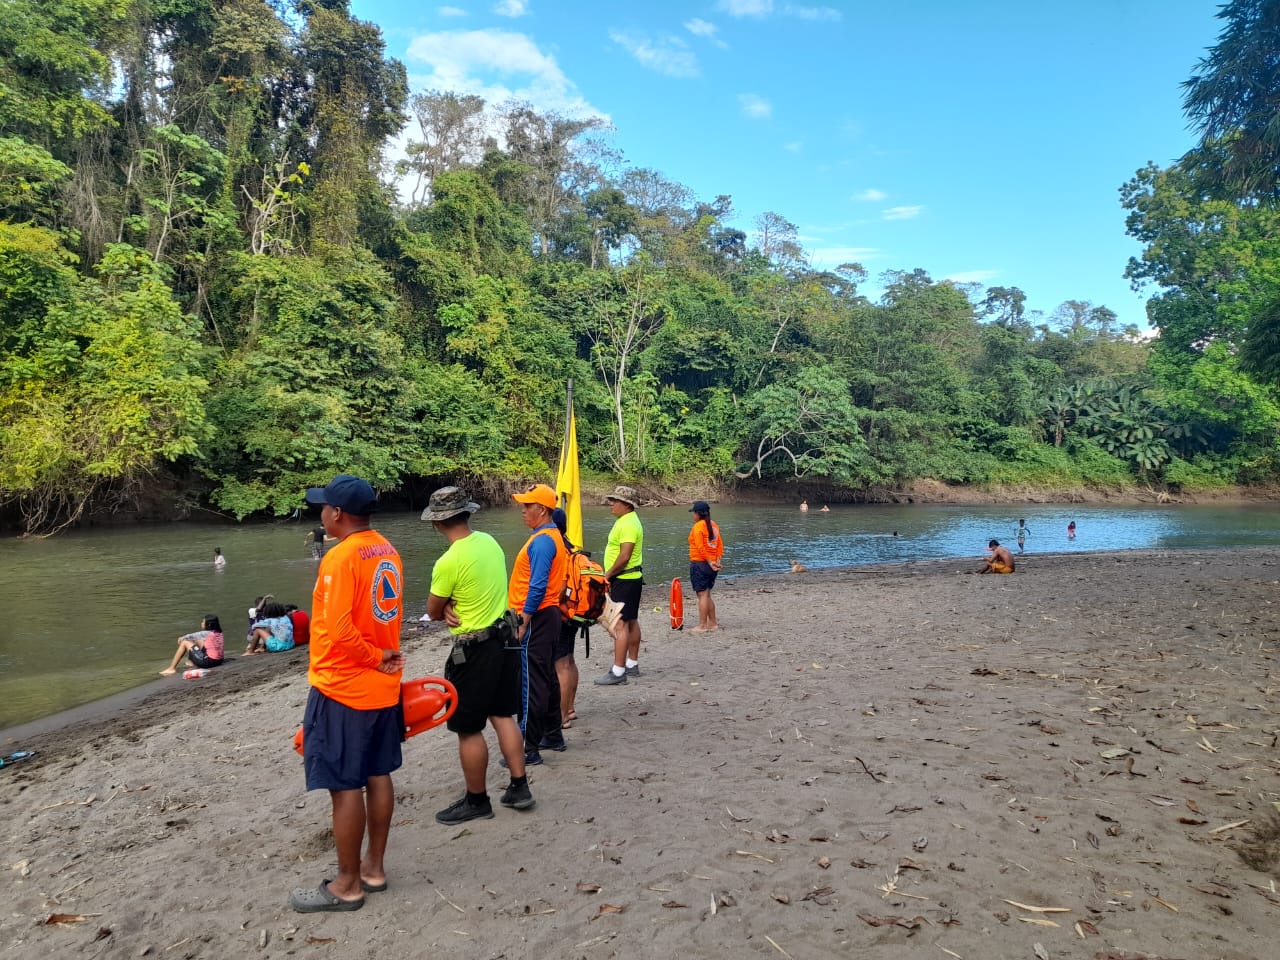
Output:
[670, 577, 684, 631]
[401, 676, 458, 738]
[293, 676, 458, 755]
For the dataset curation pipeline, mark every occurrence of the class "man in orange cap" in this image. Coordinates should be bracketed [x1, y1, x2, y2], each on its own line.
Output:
[508, 483, 570, 764]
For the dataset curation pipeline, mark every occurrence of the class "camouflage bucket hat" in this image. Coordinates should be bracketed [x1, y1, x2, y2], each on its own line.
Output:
[606, 485, 639, 508]
[420, 486, 481, 522]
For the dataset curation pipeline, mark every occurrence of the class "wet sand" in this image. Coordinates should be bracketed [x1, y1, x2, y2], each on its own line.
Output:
[1, 549, 1278, 959]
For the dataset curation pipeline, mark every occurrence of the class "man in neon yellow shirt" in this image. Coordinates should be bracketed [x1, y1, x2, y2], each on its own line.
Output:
[595, 485, 644, 686]
[423, 487, 534, 823]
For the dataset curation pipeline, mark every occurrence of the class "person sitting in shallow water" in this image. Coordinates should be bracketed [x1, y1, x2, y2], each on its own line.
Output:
[161, 615, 225, 675]
[976, 539, 1015, 574]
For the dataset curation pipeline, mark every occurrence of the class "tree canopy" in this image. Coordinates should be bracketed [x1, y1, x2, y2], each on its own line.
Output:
[1, 0, 1277, 533]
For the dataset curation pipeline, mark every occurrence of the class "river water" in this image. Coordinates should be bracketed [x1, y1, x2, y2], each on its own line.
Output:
[2, 502, 1277, 730]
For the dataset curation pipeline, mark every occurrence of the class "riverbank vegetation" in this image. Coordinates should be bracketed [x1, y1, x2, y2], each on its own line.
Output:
[1, 1, 1279, 533]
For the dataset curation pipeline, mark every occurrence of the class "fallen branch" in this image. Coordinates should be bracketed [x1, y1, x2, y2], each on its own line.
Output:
[855, 757, 885, 783]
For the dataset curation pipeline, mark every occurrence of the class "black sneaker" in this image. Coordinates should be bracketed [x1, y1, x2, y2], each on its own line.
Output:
[435, 795, 494, 825]
[625, 665, 641, 677]
[500, 781, 536, 810]
[594, 670, 627, 685]
[538, 736, 567, 752]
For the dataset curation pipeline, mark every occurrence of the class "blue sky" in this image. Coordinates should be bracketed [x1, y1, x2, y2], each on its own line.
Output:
[351, 0, 1223, 330]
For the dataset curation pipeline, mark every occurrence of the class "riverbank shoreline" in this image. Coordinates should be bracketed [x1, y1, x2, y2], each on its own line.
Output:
[0, 545, 1257, 744]
[2, 549, 1278, 959]
[17, 477, 1279, 534]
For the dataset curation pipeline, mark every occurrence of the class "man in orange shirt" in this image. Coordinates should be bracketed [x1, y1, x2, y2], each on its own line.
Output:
[508, 483, 569, 764]
[290, 475, 405, 913]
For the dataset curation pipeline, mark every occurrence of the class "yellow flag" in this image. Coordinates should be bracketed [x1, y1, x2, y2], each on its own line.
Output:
[556, 402, 584, 550]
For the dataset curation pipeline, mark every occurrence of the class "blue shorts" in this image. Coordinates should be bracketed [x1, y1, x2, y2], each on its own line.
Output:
[302, 687, 403, 791]
[690, 560, 718, 594]
[610, 578, 643, 622]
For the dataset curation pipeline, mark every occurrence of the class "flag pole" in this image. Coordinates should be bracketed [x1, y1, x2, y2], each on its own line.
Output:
[563, 378, 574, 472]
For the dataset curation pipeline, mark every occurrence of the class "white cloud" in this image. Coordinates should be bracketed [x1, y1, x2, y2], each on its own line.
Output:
[609, 31, 700, 78]
[437, 6, 467, 16]
[715, 1, 840, 21]
[493, 0, 528, 17]
[684, 17, 728, 48]
[404, 29, 606, 120]
[783, 4, 842, 21]
[856, 188, 886, 202]
[783, 141, 802, 153]
[738, 93, 772, 118]
[945, 269, 999, 284]
[717, 0, 773, 17]
[882, 205, 923, 220]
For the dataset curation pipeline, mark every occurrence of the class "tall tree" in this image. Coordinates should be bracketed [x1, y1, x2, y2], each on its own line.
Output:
[499, 103, 605, 258]
[294, 1, 406, 246]
[1182, 0, 1280, 199]
[401, 90, 487, 208]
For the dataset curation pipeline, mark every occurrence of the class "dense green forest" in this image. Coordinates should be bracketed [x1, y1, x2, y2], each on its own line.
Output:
[2, 0, 1280, 534]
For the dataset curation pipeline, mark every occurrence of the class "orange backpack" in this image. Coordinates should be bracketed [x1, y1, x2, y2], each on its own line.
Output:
[559, 550, 609, 625]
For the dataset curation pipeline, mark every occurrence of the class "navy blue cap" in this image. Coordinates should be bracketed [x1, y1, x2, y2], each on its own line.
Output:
[305, 474, 378, 515]
[689, 500, 710, 513]
[551, 507, 568, 534]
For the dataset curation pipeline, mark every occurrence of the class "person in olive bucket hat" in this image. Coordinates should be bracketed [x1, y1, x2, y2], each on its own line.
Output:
[422, 486, 536, 824]
[594, 486, 645, 686]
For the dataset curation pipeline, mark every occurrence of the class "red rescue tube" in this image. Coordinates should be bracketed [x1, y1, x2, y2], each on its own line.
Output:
[293, 676, 458, 755]
[670, 577, 684, 631]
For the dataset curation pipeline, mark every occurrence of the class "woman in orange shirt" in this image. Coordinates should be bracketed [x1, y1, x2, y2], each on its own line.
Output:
[687, 501, 724, 632]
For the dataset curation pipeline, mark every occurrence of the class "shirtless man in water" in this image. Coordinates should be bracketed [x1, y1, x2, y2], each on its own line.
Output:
[976, 539, 1015, 574]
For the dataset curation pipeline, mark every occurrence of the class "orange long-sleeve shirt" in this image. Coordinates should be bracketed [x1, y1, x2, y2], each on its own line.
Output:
[308, 529, 403, 710]
[688, 519, 723, 563]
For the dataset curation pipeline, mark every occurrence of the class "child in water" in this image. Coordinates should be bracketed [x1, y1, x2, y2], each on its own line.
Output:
[213, 547, 226, 569]
[161, 615, 225, 675]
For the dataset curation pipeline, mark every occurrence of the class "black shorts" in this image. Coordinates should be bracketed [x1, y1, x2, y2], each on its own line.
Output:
[302, 687, 403, 791]
[610, 577, 643, 622]
[690, 560, 718, 594]
[443, 634, 522, 735]
[188, 647, 224, 669]
[554, 618, 580, 660]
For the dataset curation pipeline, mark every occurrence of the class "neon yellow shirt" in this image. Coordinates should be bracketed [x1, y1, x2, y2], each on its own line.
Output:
[429, 531, 509, 634]
[605, 509, 644, 580]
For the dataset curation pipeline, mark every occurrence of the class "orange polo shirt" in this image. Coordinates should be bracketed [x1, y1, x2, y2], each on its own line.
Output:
[688, 519, 723, 563]
[308, 528, 403, 710]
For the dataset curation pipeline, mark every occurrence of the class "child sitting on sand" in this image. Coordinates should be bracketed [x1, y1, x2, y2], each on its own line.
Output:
[244, 602, 296, 655]
[161, 615, 225, 675]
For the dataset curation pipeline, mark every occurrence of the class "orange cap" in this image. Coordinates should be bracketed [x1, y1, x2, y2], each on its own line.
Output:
[512, 483, 557, 510]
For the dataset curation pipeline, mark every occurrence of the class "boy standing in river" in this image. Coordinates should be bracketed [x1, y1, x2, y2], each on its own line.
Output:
[1013, 519, 1031, 554]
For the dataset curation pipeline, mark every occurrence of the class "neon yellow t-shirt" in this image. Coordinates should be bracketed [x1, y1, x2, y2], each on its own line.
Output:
[605, 509, 644, 580]
[429, 531, 509, 634]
